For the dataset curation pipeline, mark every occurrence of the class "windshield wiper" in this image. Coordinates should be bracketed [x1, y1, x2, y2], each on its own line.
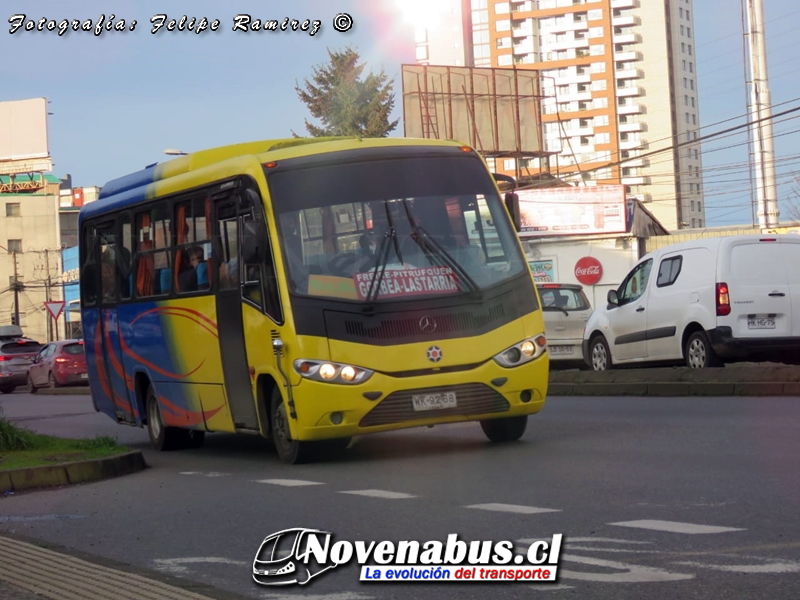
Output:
[400, 199, 481, 296]
[363, 202, 404, 309]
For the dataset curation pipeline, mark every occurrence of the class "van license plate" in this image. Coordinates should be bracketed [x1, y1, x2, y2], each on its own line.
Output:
[411, 391, 457, 412]
[550, 345, 574, 355]
[748, 318, 775, 329]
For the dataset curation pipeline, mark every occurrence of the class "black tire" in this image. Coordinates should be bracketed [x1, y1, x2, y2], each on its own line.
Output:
[270, 388, 319, 464]
[480, 415, 528, 443]
[145, 385, 184, 451]
[48, 372, 59, 389]
[685, 330, 722, 368]
[589, 334, 612, 371]
[26, 375, 37, 394]
[0, 385, 16, 394]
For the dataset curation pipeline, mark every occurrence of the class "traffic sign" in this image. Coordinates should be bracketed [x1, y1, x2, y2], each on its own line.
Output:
[45, 301, 65, 320]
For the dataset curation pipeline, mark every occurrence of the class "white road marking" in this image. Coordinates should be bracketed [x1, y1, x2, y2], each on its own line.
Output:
[559, 554, 695, 583]
[675, 560, 800, 574]
[466, 503, 561, 515]
[609, 520, 745, 535]
[152, 557, 249, 575]
[339, 489, 417, 499]
[254, 479, 324, 487]
[261, 593, 375, 600]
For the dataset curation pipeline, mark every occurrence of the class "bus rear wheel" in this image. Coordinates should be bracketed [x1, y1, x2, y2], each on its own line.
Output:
[270, 389, 319, 465]
[146, 385, 187, 451]
[480, 415, 528, 443]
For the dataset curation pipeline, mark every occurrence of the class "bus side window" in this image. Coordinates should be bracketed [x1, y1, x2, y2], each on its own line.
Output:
[81, 224, 98, 306]
[119, 213, 133, 300]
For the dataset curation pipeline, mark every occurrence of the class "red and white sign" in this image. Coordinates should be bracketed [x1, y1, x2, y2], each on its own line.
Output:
[45, 300, 65, 320]
[574, 257, 603, 286]
[353, 266, 460, 300]
[517, 185, 627, 238]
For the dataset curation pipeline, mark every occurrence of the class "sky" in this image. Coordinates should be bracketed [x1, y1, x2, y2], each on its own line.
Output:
[1, 0, 798, 228]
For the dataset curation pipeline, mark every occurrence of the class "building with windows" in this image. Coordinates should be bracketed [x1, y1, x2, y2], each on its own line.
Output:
[413, 0, 705, 231]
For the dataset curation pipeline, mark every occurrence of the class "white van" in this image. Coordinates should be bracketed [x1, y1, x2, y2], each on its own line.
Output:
[582, 234, 800, 370]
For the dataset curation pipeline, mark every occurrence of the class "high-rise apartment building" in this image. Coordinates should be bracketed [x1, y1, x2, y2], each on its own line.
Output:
[413, 0, 705, 231]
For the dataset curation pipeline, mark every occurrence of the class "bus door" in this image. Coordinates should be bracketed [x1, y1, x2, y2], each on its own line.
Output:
[96, 223, 137, 423]
[214, 195, 260, 430]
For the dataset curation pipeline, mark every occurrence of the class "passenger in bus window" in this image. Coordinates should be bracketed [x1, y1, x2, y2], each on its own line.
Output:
[101, 259, 116, 303]
[178, 245, 205, 292]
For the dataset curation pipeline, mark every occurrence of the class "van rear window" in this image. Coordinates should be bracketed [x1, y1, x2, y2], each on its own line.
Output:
[1, 341, 43, 354]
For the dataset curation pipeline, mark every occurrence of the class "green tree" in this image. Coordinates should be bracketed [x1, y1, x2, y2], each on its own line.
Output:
[294, 46, 399, 138]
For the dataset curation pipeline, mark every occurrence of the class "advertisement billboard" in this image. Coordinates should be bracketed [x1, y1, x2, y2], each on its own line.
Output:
[0, 97, 51, 173]
[401, 64, 542, 156]
[518, 185, 627, 238]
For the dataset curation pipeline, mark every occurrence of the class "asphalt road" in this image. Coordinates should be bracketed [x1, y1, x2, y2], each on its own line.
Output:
[1, 391, 800, 600]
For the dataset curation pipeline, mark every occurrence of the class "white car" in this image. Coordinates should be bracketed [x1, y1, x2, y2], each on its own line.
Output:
[583, 234, 800, 370]
[537, 283, 593, 367]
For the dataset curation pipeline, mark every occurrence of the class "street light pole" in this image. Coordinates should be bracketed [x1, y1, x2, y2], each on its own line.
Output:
[12, 251, 20, 328]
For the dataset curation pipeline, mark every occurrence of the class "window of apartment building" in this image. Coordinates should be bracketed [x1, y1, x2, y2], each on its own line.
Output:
[698, 202, 702, 211]
[495, 19, 510, 31]
[595, 132, 610, 144]
[588, 9, 603, 20]
[687, 27, 691, 36]
[503, 159, 516, 170]
[495, 2, 510, 13]
[689, 62, 693, 73]
[692, 218, 696, 228]
[594, 97, 608, 108]
[679, 8, 684, 17]
[580, 136, 592, 146]
[595, 115, 609, 126]
[681, 42, 685, 53]
[695, 149, 699, 159]
[699, 219, 703, 227]
[7, 239, 22, 253]
[686, 10, 690, 19]
[590, 44, 605, 55]
[497, 54, 512, 66]
[680, 25, 685, 35]
[590, 62, 606, 73]
[683, 77, 688, 88]
[578, 101, 590, 110]
[692, 114, 696, 125]
[416, 45, 428, 60]
[688, 44, 693, 56]
[695, 166, 700, 177]
[473, 9, 488, 24]
[620, 132, 629, 141]
[574, 11, 588, 23]
[589, 26, 603, 38]
[496, 37, 511, 48]
[691, 97, 695, 108]
[578, 82, 590, 92]
[415, 29, 427, 43]
[471, 0, 487, 8]
[684, 95, 689, 106]
[691, 200, 695, 211]
[685, 112, 690, 124]
[474, 29, 489, 43]
[5, 203, 20, 217]
[558, 85, 570, 95]
[682, 60, 687, 71]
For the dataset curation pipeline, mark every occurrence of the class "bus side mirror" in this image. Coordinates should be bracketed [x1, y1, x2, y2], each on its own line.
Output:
[242, 221, 268, 264]
[504, 192, 521, 232]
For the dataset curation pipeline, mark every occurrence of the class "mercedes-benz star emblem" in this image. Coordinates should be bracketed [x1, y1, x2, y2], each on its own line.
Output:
[427, 346, 443, 363]
[419, 316, 437, 333]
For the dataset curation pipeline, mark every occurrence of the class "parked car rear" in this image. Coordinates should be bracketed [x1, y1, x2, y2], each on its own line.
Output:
[0, 326, 43, 394]
[27, 339, 88, 392]
[537, 283, 593, 367]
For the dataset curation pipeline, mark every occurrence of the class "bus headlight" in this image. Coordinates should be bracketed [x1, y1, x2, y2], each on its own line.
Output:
[293, 360, 374, 385]
[493, 335, 547, 368]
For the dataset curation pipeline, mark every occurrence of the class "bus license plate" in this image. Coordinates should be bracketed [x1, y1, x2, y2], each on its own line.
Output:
[748, 318, 775, 330]
[411, 391, 457, 412]
[549, 345, 574, 355]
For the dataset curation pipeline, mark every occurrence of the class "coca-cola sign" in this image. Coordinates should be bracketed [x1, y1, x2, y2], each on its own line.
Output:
[574, 256, 603, 285]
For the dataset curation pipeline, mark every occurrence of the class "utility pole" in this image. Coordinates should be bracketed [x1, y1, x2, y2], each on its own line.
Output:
[12, 251, 20, 328]
[745, 0, 779, 228]
[45, 249, 53, 342]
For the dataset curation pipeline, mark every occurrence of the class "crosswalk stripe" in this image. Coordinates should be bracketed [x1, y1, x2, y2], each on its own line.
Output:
[254, 479, 325, 487]
[608, 520, 745, 534]
[339, 489, 416, 499]
[466, 503, 561, 515]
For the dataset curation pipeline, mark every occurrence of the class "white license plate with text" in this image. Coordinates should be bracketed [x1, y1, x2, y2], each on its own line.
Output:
[80, 373, 88, 379]
[747, 318, 775, 330]
[549, 345, 575, 355]
[411, 391, 457, 412]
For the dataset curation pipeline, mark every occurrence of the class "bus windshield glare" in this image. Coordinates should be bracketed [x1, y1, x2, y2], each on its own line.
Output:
[268, 155, 527, 303]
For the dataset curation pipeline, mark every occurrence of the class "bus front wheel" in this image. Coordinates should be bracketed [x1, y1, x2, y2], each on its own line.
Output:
[480, 415, 528, 443]
[270, 389, 317, 464]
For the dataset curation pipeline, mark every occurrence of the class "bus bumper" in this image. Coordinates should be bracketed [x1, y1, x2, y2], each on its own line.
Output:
[287, 355, 549, 441]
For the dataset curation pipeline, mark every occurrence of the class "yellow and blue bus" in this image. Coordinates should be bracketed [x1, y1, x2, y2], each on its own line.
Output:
[79, 137, 549, 463]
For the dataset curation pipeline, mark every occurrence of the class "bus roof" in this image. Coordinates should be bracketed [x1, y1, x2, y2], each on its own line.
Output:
[79, 137, 472, 224]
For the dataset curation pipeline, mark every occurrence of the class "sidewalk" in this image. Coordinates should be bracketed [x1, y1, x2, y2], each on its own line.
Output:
[0, 534, 254, 600]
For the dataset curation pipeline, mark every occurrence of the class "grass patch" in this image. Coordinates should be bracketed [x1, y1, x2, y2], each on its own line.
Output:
[0, 412, 129, 471]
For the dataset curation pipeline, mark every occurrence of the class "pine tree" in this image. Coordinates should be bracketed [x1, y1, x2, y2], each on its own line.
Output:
[295, 47, 399, 138]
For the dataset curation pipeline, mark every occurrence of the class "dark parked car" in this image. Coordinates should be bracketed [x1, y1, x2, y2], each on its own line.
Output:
[0, 326, 43, 394]
[27, 339, 88, 392]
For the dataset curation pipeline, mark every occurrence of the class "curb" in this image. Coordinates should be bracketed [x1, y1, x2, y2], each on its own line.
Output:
[548, 382, 800, 396]
[0, 450, 147, 493]
[30, 386, 91, 396]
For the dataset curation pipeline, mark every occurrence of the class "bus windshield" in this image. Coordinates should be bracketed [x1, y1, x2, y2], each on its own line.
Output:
[268, 155, 527, 303]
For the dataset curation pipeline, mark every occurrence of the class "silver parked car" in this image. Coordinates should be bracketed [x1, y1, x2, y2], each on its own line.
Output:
[0, 325, 43, 394]
[537, 283, 593, 368]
